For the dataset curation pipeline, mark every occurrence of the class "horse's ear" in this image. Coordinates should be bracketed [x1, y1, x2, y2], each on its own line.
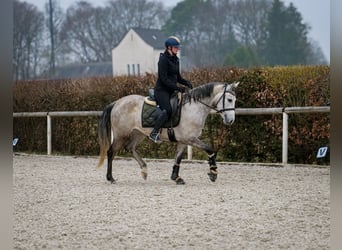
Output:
[230, 81, 239, 92]
[232, 81, 240, 88]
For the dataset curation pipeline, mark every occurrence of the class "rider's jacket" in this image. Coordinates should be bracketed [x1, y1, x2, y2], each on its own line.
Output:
[155, 51, 189, 94]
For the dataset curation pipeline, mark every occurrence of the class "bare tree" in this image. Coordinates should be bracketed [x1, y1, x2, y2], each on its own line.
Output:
[60, 2, 100, 62]
[43, 0, 65, 76]
[60, 0, 168, 63]
[163, 0, 276, 67]
[231, 0, 272, 47]
[164, 0, 238, 67]
[107, 0, 167, 32]
[191, 0, 238, 66]
[13, 0, 44, 80]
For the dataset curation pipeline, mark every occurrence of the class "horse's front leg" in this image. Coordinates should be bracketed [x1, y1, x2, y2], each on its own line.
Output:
[171, 143, 186, 185]
[207, 152, 218, 182]
[188, 138, 218, 182]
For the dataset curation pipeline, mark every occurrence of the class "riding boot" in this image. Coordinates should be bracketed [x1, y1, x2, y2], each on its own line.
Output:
[149, 109, 168, 143]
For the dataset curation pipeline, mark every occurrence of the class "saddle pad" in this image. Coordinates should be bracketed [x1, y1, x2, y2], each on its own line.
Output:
[141, 102, 182, 128]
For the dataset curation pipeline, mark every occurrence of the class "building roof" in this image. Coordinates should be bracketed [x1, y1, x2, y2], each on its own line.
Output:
[51, 62, 112, 79]
[132, 28, 167, 50]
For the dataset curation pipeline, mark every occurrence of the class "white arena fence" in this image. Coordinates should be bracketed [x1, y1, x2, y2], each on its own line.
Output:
[13, 106, 330, 164]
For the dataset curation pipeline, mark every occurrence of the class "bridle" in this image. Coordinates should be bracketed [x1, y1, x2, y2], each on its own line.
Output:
[198, 83, 236, 113]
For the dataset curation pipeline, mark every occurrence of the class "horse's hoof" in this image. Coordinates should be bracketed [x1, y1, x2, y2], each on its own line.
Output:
[107, 178, 116, 184]
[174, 176, 185, 185]
[107, 175, 116, 184]
[141, 169, 147, 180]
[207, 172, 217, 182]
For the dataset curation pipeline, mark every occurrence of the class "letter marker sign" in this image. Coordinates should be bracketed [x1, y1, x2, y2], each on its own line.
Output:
[13, 138, 19, 146]
[316, 146, 328, 158]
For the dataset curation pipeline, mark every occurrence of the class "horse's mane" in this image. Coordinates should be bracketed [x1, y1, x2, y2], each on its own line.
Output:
[185, 82, 221, 103]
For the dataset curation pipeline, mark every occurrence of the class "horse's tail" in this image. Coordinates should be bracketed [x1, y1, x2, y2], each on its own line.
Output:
[96, 102, 115, 168]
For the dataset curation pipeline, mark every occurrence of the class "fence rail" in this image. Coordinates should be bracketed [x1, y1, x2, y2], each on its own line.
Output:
[13, 106, 330, 164]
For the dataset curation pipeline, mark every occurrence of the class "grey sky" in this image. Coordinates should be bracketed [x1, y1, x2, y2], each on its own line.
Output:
[24, 0, 330, 62]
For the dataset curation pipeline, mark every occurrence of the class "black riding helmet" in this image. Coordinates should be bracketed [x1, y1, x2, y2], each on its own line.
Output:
[165, 36, 181, 48]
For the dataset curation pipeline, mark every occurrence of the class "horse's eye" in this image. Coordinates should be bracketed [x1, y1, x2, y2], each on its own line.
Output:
[228, 98, 233, 103]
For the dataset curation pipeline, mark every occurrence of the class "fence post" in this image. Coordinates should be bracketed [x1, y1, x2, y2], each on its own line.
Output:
[47, 114, 51, 155]
[282, 112, 288, 164]
[187, 145, 192, 160]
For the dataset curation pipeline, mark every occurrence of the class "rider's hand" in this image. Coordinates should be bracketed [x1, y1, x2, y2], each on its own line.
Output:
[178, 86, 186, 93]
[186, 81, 193, 89]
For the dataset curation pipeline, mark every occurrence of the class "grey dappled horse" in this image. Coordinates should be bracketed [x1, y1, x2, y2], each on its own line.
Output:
[97, 81, 239, 184]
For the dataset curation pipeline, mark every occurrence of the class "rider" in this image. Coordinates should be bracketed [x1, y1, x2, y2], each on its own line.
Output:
[149, 36, 193, 143]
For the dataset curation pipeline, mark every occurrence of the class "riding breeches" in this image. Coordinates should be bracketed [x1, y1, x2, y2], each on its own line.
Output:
[154, 89, 172, 119]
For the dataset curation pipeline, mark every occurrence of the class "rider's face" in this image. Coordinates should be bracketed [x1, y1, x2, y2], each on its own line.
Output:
[170, 46, 179, 55]
[172, 47, 179, 55]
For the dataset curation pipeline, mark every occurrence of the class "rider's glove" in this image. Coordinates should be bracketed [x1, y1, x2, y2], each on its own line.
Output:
[178, 86, 186, 93]
[186, 81, 193, 89]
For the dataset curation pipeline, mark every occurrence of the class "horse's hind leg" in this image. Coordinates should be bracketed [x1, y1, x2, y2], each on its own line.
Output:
[106, 139, 124, 184]
[171, 143, 186, 185]
[124, 131, 148, 180]
[106, 145, 115, 183]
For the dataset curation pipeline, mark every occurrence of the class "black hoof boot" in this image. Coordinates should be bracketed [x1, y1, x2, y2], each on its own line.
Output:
[171, 173, 185, 184]
[171, 165, 184, 184]
[207, 172, 217, 182]
[208, 167, 217, 182]
[171, 171, 178, 181]
[174, 176, 186, 185]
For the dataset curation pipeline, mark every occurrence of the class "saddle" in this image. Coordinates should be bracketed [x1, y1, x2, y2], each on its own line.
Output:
[141, 89, 182, 129]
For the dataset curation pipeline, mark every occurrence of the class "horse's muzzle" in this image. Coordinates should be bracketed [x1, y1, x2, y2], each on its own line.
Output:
[223, 114, 235, 125]
[223, 120, 235, 125]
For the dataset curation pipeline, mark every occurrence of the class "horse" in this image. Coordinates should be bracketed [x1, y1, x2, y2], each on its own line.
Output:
[97, 81, 239, 184]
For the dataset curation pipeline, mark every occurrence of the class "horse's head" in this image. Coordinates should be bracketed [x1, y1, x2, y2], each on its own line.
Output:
[211, 81, 239, 125]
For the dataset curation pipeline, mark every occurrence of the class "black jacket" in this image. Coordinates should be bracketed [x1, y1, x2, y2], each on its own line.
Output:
[155, 51, 188, 94]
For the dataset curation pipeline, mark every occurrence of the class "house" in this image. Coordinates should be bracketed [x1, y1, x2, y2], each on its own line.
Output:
[112, 28, 170, 76]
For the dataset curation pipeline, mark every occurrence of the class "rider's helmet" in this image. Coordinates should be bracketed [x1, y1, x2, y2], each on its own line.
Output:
[165, 36, 181, 48]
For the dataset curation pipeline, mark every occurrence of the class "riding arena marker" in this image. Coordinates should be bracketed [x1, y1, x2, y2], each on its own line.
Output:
[316, 146, 328, 158]
[13, 138, 19, 146]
